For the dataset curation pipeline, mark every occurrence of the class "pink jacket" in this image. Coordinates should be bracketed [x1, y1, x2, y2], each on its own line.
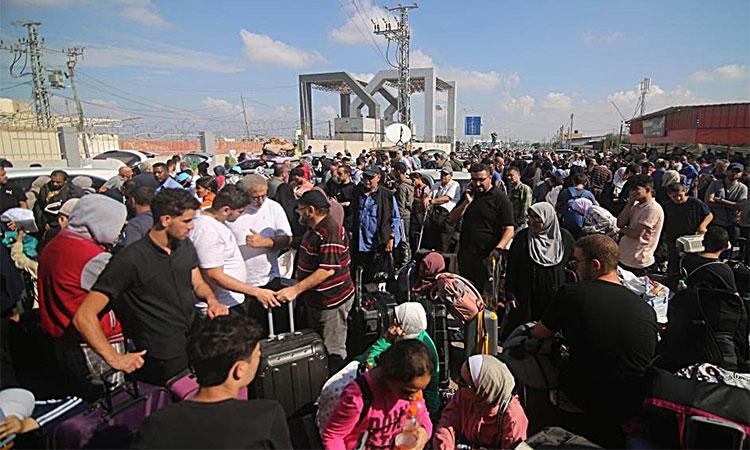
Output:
[322, 371, 433, 450]
[432, 389, 528, 450]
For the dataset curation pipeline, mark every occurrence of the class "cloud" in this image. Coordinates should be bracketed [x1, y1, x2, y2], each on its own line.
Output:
[542, 92, 573, 110]
[581, 31, 623, 45]
[501, 93, 535, 117]
[329, 0, 388, 45]
[505, 72, 521, 88]
[239, 29, 327, 69]
[6, 0, 168, 26]
[202, 97, 242, 114]
[82, 42, 244, 73]
[116, 0, 168, 27]
[318, 105, 338, 121]
[410, 48, 505, 92]
[690, 64, 750, 82]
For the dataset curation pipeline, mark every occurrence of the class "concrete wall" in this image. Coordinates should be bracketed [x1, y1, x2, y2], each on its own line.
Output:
[120, 139, 264, 156]
[306, 138, 452, 154]
[0, 128, 121, 166]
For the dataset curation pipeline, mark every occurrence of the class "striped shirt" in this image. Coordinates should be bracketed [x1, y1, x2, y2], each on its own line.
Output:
[297, 215, 355, 308]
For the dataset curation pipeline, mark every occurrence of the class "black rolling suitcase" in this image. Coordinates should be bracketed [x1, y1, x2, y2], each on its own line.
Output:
[346, 267, 397, 359]
[419, 298, 450, 387]
[249, 302, 329, 418]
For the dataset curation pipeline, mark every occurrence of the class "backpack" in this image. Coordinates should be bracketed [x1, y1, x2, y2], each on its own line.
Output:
[525, 427, 602, 449]
[657, 287, 750, 373]
[499, 322, 568, 390]
[430, 272, 485, 322]
[316, 363, 372, 435]
[561, 187, 588, 230]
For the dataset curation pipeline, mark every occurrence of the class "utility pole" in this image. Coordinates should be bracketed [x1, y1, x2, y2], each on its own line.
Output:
[0, 22, 53, 127]
[374, 3, 418, 129]
[64, 46, 89, 158]
[637, 77, 651, 117]
[568, 113, 574, 148]
[240, 93, 251, 140]
[328, 120, 332, 139]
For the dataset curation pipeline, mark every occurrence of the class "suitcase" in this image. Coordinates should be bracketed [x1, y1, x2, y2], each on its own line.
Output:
[419, 298, 450, 387]
[165, 368, 248, 401]
[49, 372, 172, 449]
[463, 307, 499, 357]
[415, 249, 458, 274]
[249, 301, 328, 418]
[346, 267, 397, 359]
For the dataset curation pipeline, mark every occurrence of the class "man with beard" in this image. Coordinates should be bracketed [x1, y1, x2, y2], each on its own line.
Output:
[449, 163, 515, 292]
[332, 164, 356, 232]
[33, 170, 82, 230]
[189, 185, 279, 314]
[532, 235, 657, 447]
[275, 190, 354, 373]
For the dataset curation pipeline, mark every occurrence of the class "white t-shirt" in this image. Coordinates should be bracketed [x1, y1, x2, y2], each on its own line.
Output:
[189, 212, 246, 308]
[227, 199, 292, 287]
[431, 179, 461, 213]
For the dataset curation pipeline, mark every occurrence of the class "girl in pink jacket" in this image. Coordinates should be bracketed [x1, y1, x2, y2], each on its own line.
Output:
[322, 340, 434, 450]
[433, 355, 528, 449]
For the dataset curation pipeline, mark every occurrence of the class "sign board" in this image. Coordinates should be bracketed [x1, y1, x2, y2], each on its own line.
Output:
[643, 116, 666, 137]
[465, 116, 481, 136]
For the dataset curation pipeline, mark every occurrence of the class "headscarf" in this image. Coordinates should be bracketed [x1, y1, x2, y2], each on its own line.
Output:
[662, 169, 680, 187]
[527, 202, 564, 267]
[613, 166, 627, 192]
[412, 252, 445, 292]
[30, 175, 50, 194]
[466, 355, 516, 412]
[213, 166, 226, 176]
[67, 194, 127, 246]
[394, 303, 427, 339]
[71, 176, 95, 195]
[571, 197, 593, 216]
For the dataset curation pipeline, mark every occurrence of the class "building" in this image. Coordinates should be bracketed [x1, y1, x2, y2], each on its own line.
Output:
[627, 102, 750, 147]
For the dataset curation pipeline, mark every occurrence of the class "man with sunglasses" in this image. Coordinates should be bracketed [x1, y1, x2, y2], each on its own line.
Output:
[449, 163, 515, 292]
[532, 235, 657, 448]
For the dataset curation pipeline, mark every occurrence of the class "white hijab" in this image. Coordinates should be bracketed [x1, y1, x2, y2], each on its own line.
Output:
[395, 303, 427, 339]
[527, 202, 565, 267]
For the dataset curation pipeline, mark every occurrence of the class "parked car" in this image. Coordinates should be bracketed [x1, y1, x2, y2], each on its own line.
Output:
[6, 167, 118, 192]
[92, 150, 152, 168]
[415, 169, 471, 191]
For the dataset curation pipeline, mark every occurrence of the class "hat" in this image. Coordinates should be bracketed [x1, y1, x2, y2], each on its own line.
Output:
[440, 165, 453, 174]
[729, 162, 745, 172]
[298, 190, 330, 209]
[363, 166, 380, 177]
[59, 198, 79, 217]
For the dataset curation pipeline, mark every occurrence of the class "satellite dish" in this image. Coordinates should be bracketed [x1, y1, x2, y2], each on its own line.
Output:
[385, 123, 412, 145]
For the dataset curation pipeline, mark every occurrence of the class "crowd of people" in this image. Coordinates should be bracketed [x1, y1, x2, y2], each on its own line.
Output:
[0, 142, 748, 449]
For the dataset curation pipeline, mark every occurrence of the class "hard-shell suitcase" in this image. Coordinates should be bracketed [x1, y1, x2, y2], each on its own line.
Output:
[49, 372, 172, 449]
[346, 267, 396, 359]
[249, 301, 328, 418]
[165, 368, 248, 401]
[464, 307, 499, 357]
[419, 298, 450, 387]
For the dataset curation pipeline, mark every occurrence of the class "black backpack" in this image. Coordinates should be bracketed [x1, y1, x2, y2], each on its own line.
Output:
[657, 287, 750, 373]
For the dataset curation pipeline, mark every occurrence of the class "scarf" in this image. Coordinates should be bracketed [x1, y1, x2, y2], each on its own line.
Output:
[527, 202, 564, 267]
[394, 303, 427, 339]
[412, 252, 445, 293]
[467, 355, 515, 412]
[662, 170, 680, 187]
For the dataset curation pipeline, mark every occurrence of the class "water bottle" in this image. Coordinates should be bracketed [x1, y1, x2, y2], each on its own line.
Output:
[393, 404, 420, 449]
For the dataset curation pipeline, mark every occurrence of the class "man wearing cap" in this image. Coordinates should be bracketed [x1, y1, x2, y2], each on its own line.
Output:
[424, 165, 461, 252]
[705, 162, 748, 243]
[275, 190, 354, 373]
[350, 166, 402, 283]
[33, 170, 82, 231]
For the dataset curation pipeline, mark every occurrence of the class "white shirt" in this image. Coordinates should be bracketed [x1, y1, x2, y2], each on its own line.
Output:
[227, 199, 292, 286]
[189, 212, 246, 308]
[431, 179, 461, 213]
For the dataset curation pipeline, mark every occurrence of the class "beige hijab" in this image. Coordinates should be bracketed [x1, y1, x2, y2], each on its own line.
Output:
[467, 355, 516, 411]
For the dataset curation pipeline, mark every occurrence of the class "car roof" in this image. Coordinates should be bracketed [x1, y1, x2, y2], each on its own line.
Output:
[6, 167, 118, 180]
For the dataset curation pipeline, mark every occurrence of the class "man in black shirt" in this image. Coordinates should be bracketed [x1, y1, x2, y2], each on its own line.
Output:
[134, 314, 291, 449]
[681, 226, 737, 292]
[332, 164, 356, 232]
[74, 189, 229, 385]
[0, 167, 27, 214]
[663, 182, 713, 278]
[533, 235, 658, 447]
[449, 163, 515, 292]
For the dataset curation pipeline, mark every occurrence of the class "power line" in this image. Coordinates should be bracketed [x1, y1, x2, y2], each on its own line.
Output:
[335, 0, 389, 66]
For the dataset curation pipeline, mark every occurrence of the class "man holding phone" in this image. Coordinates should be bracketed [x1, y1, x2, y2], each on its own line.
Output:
[449, 163, 515, 292]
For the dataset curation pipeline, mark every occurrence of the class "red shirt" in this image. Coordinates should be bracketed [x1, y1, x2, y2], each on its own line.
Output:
[297, 215, 354, 308]
[38, 230, 122, 342]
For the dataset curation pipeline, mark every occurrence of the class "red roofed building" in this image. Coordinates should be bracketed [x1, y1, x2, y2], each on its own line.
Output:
[628, 102, 750, 146]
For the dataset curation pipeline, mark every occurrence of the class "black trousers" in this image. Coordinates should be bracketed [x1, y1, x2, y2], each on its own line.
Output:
[243, 278, 296, 337]
[424, 207, 455, 252]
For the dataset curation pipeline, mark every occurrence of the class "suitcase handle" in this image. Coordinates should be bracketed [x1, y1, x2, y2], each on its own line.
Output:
[267, 300, 296, 339]
[355, 266, 363, 309]
[97, 369, 141, 413]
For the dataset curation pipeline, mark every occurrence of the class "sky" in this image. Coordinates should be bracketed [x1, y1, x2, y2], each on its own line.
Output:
[1, 0, 749, 141]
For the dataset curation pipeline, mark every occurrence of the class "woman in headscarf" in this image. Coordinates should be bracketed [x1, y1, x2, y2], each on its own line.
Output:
[433, 355, 528, 449]
[25, 175, 50, 209]
[656, 169, 680, 205]
[503, 202, 574, 340]
[411, 251, 446, 294]
[212, 165, 226, 189]
[353, 302, 441, 414]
